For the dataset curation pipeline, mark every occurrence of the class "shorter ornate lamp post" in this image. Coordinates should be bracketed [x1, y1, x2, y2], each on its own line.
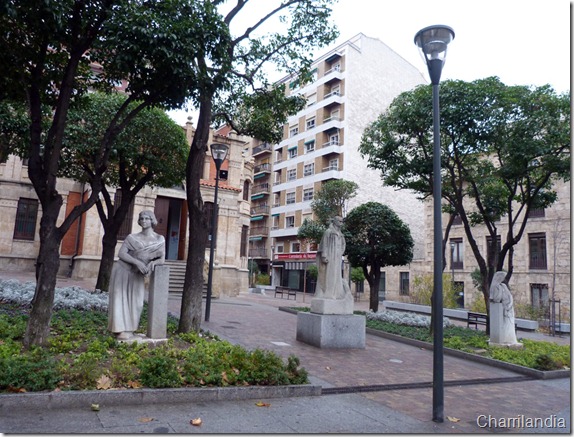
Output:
[205, 143, 229, 322]
[414, 24, 455, 423]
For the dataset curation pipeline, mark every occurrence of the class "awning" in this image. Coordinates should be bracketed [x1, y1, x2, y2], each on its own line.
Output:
[272, 213, 280, 217]
[254, 173, 266, 179]
[287, 145, 297, 150]
[251, 194, 264, 200]
[249, 236, 263, 241]
[250, 216, 264, 221]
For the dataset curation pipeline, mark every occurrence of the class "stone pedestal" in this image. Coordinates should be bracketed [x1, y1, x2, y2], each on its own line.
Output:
[296, 312, 365, 349]
[310, 296, 353, 315]
[147, 265, 170, 340]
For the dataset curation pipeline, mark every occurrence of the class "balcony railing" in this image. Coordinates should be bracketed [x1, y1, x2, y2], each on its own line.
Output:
[323, 115, 341, 123]
[252, 143, 272, 155]
[250, 226, 269, 236]
[322, 140, 340, 148]
[322, 164, 339, 172]
[249, 248, 268, 258]
[323, 90, 341, 99]
[254, 163, 272, 174]
[250, 205, 270, 215]
[252, 183, 270, 195]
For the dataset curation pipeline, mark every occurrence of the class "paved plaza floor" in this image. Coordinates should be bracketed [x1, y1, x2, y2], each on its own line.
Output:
[0, 271, 570, 434]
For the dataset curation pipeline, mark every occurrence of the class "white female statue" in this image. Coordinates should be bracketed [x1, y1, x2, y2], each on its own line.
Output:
[311, 216, 353, 314]
[108, 210, 165, 340]
[489, 271, 519, 345]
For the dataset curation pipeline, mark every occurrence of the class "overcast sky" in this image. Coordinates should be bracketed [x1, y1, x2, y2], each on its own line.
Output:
[169, 0, 571, 124]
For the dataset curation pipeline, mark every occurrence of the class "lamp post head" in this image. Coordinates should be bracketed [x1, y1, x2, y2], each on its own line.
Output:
[210, 143, 230, 169]
[414, 25, 455, 85]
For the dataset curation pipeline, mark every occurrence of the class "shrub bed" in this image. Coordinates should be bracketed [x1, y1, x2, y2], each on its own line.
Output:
[0, 280, 308, 393]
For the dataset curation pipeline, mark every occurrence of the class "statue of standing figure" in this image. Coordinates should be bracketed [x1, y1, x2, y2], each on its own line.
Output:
[311, 216, 353, 314]
[108, 210, 165, 340]
[489, 271, 520, 346]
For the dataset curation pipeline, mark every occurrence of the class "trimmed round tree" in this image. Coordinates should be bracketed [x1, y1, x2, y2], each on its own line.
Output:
[343, 202, 414, 312]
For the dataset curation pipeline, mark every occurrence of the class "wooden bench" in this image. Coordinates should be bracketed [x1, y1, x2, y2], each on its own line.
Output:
[467, 312, 487, 329]
[274, 286, 297, 300]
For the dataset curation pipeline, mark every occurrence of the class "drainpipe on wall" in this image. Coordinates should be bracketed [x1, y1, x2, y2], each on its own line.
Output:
[68, 182, 86, 277]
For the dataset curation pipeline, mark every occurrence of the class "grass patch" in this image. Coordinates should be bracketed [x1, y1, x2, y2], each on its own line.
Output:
[367, 318, 570, 371]
[0, 301, 308, 393]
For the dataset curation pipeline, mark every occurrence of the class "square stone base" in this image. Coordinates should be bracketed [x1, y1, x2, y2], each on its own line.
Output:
[296, 312, 366, 349]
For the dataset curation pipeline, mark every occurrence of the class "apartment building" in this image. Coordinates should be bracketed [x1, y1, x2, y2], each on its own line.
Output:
[248, 34, 427, 291]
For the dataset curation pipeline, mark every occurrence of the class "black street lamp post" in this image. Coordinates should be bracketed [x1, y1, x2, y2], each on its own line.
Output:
[205, 143, 230, 322]
[414, 24, 455, 423]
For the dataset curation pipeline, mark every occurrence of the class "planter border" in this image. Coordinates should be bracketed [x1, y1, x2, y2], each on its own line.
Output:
[0, 384, 321, 411]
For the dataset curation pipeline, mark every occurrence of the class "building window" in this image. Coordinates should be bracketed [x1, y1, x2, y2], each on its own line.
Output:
[486, 235, 501, 264]
[291, 242, 301, 253]
[399, 272, 409, 296]
[378, 272, 386, 301]
[13, 198, 39, 240]
[287, 169, 297, 180]
[450, 238, 463, 269]
[289, 126, 299, 137]
[306, 118, 316, 130]
[304, 163, 314, 177]
[328, 158, 339, 170]
[528, 208, 545, 218]
[329, 133, 339, 146]
[286, 192, 296, 205]
[114, 190, 135, 240]
[288, 147, 298, 159]
[304, 141, 315, 153]
[285, 216, 295, 228]
[307, 93, 317, 107]
[529, 233, 547, 269]
[242, 180, 250, 201]
[303, 188, 314, 201]
[530, 283, 549, 310]
[276, 244, 284, 253]
[240, 225, 249, 257]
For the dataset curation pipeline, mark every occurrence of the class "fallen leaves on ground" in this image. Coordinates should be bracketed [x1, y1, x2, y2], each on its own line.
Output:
[91, 404, 100, 411]
[139, 417, 154, 423]
[447, 416, 460, 423]
[96, 375, 112, 390]
[190, 418, 202, 426]
[255, 401, 271, 407]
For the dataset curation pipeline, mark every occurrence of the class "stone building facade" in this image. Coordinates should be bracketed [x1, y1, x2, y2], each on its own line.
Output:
[0, 119, 254, 298]
[381, 180, 571, 319]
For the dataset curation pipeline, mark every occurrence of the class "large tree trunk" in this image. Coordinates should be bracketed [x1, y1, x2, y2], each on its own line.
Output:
[366, 266, 381, 313]
[95, 231, 118, 292]
[23, 202, 63, 348]
[178, 96, 212, 333]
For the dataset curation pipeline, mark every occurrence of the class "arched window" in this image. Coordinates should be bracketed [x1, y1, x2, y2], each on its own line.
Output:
[243, 180, 250, 201]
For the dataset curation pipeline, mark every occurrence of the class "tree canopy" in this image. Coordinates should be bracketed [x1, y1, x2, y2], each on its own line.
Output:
[344, 202, 414, 312]
[359, 77, 570, 309]
[62, 92, 189, 291]
[297, 179, 357, 244]
[0, 0, 231, 347]
[177, 0, 339, 333]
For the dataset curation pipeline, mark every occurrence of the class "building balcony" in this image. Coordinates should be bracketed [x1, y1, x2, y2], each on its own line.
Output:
[254, 162, 272, 175]
[249, 226, 269, 237]
[249, 248, 268, 258]
[251, 183, 270, 196]
[251, 205, 270, 215]
[252, 143, 272, 156]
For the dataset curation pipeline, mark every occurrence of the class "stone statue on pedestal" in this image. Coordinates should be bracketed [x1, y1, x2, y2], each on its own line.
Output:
[108, 210, 165, 340]
[489, 271, 521, 347]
